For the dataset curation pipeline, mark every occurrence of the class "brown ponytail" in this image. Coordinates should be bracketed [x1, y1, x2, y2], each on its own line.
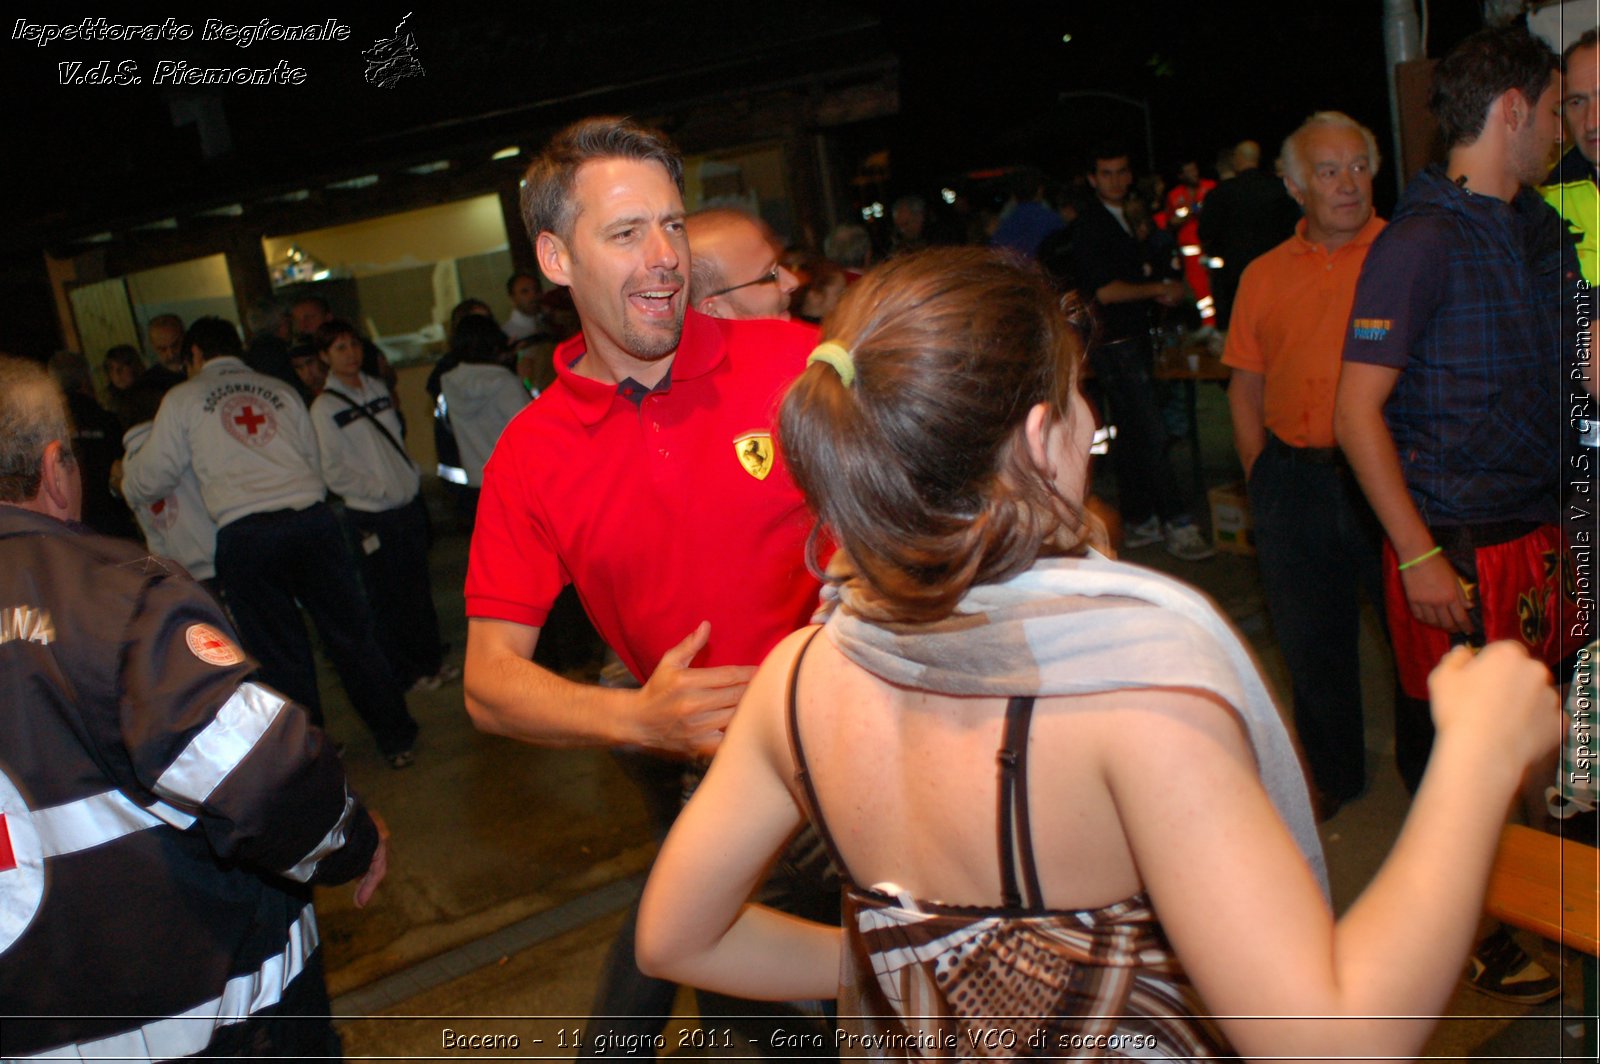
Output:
[779, 248, 1089, 623]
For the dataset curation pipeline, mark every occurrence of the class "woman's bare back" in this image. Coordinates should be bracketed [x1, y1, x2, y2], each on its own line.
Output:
[786, 630, 1218, 912]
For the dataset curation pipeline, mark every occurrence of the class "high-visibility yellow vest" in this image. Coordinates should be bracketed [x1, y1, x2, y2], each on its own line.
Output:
[1543, 146, 1599, 285]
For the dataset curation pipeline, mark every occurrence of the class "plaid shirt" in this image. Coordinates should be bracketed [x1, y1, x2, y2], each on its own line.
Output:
[1343, 166, 1582, 527]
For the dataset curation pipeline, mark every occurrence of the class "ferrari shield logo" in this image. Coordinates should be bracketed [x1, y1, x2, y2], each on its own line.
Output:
[734, 432, 774, 481]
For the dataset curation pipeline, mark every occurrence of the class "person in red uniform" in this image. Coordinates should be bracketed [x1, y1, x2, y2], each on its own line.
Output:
[462, 116, 830, 1056]
[1164, 159, 1217, 322]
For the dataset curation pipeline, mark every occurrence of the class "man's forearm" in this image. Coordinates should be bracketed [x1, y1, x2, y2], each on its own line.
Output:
[1227, 369, 1266, 477]
[120, 445, 178, 506]
[1336, 363, 1477, 630]
[1334, 396, 1431, 559]
[465, 617, 748, 757]
[1096, 279, 1168, 305]
[464, 647, 641, 748]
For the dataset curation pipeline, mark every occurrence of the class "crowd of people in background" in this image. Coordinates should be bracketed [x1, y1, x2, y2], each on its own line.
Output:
[49, 114, 1273, 609]
[64, 127, 1304, 573]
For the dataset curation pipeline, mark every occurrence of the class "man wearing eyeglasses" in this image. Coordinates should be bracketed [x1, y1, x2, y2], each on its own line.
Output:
[686, 208, 801, 320]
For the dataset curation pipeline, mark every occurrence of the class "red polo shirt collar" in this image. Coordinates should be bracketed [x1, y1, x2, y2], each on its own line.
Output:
[552, 308, 728, 427]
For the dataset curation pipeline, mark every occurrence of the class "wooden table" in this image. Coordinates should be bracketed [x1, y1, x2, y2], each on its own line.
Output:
[1485, 824, 1599, 1055]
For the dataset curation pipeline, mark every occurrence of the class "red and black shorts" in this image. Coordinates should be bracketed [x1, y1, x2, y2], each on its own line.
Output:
[1384, 522, 1578, 699]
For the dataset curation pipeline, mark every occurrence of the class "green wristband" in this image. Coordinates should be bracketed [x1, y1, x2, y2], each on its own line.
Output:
[1397, 545, 1443, 571]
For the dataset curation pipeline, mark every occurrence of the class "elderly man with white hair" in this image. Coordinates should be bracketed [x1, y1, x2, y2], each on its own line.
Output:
[1223, 110, 1389, 821]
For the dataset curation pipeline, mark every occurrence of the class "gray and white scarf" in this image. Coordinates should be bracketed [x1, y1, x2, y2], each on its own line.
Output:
[818, 550, 1330, 896]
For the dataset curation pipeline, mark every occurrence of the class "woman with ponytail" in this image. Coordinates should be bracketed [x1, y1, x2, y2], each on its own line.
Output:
[637, 248, 1559, 1059]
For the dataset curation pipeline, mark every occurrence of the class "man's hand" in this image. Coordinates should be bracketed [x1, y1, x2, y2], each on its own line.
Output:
[1153, 279, 1188, 307]
[354, 811, 389, 908]
[635, 622, 756, 758]
[1400, 552, 1472, 633]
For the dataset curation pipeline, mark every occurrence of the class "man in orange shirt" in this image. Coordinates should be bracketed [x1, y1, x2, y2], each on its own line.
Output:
[1223, 111, 1389, 818]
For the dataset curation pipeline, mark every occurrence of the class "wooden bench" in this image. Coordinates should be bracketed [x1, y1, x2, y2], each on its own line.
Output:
[1484, 824, 1599, 1056]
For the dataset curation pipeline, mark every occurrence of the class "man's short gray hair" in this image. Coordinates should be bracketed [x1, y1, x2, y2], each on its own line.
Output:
[685, 208, 765, 302]
[0, 357, 73, 503]
[1280, 111, 1382, 190]
[689, 249, 722, 304]
[824, 224, 871, 269]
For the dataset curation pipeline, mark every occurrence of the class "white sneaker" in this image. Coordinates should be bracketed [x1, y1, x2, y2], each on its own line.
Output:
[407, 663, 461, 694]
[1123, 516, 1163, 549]
[1165, 522, 1216, 561]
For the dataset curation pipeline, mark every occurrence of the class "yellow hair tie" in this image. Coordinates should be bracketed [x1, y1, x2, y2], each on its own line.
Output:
[807, 341, 856, 387]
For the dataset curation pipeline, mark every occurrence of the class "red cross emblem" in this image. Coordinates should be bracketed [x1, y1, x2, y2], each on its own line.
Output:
[233, 405, 267, 434]
[0, 814, 15, 874]
[0, 766, 43, 952]
[220, 394, 279, 446]
[147, 495, 178, 531]
[186, 623, 244, 667]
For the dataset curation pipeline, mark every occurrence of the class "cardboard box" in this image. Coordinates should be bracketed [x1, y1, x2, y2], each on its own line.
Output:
[1208, 482, 1254, 555]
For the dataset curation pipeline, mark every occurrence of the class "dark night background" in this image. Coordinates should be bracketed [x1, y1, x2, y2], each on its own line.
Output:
[0, 0, 1496, 352]
[0, 3, 1492, 222]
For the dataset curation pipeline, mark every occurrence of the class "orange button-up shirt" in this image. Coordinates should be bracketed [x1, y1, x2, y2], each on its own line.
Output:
[1222, 213, 1386, 447]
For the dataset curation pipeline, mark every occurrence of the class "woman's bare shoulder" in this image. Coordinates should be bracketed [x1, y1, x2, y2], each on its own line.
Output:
[1035, 685, 1254, 764]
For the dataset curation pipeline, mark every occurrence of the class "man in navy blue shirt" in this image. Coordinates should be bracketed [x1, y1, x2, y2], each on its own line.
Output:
[1334, 25, 1580, 1006]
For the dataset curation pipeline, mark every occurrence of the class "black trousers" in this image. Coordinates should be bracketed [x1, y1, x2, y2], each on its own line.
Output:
[216, 503, 418, 757]
[1088, 337, 1188, 527]
[1248, 435, 1388, 803]
[347, 495, 444, 687]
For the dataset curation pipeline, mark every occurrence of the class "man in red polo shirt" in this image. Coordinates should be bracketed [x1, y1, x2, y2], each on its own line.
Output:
[462, 116, 828, 1056]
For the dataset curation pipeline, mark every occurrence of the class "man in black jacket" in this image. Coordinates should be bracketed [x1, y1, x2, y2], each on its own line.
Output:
[0, 355, 388, 1060]
[1070, 146, 1214, 561]
[1198, 139, 1302, 328]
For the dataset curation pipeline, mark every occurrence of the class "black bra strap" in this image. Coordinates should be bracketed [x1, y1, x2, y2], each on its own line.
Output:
[788, 638, 1043, 911]
[997, 695, 1042, 911]
[784, 627, 849, 874]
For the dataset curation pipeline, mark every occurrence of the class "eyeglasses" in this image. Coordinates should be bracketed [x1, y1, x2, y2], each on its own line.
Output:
[706, 265, 780, 299]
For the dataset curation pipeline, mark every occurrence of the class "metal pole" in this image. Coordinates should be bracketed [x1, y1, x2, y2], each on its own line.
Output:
[1383, 0, 1422, 198]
